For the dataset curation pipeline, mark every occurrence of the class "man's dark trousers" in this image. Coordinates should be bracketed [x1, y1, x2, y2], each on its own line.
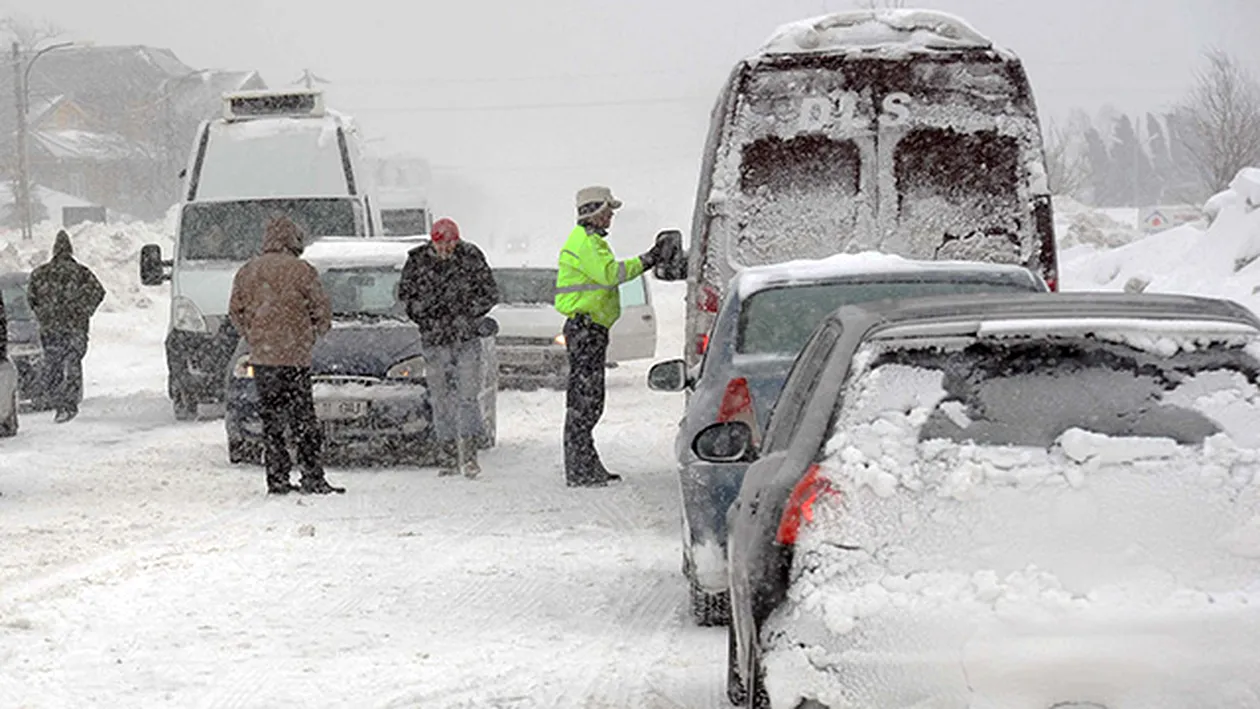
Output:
[563, 314, 609, 484]
[40, 332, 87, 415]
[253, 365, 325, 489]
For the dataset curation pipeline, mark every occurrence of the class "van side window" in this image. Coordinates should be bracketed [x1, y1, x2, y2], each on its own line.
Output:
[762, 323, 841, 453]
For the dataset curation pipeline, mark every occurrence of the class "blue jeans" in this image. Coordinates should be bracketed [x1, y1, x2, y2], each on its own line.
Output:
[427, 338, 485, 443]
[40, 332, 87, 414]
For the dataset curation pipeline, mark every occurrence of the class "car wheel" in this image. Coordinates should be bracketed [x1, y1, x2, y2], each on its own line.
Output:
[228, 437, 263, 465]
[726, 624, 748, 706]
[0, 394, 18, 437]
[173, 391, 197, 421]
[690, 578, 731, 627]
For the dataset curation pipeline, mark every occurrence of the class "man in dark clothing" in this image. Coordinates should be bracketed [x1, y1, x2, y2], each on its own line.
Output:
[27, 230, 105, 423]
[397, 217, 498, 478]
[228, 216, 343, 496]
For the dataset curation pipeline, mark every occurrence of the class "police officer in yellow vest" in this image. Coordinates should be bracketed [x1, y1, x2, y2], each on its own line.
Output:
[555, 186, 668, 487]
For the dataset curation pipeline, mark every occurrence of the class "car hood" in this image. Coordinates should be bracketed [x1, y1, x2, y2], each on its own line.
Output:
[310, 321, 422, 378]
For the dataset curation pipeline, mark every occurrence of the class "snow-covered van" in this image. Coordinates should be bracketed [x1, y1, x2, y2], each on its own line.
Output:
[140, 89, 382, 419]
[683, 10, 1058, 366]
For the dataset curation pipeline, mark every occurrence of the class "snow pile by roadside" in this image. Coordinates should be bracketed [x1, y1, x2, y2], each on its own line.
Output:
[1060, 169, 1260, 313]
[1052, 195, 1143, 249]
[0, 211, 174, 313]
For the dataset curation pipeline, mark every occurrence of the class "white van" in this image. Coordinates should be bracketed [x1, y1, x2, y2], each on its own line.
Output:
[140, 89, 381, 419]
[680, 10, 1059, 366]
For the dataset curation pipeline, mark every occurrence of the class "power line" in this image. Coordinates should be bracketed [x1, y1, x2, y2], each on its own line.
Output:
[345, 95, 710, 114]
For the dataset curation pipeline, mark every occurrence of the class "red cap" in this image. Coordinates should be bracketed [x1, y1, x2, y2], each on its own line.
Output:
[431, 217, 460, 243]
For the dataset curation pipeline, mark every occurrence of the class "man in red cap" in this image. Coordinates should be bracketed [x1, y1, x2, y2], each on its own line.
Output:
[397, 217, 499, 478]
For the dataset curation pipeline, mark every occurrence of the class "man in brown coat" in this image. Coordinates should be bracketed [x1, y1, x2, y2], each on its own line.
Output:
[229, 216, 344, 495]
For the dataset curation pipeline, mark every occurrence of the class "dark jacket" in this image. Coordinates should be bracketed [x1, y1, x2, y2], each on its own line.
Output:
[398, 241, 498, 347]
[27, 231, 105, 337]
[228, 218, 332, 367]
[0, 289, 7, 360]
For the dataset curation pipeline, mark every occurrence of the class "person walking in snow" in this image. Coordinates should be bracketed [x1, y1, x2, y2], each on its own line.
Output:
[27, 230, 105, 423]
[229, 216, 344, 496]
[554, 186, 668, 487]
[397, 217, 499, 479]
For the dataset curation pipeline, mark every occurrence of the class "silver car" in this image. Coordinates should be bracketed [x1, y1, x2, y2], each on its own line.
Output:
[709, 292, 1260, 708]
[491, 267, 658, 389]
[648, 256, 1046, 626]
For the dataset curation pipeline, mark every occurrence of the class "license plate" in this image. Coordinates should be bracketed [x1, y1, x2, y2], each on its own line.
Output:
[315, 399, 367, 420]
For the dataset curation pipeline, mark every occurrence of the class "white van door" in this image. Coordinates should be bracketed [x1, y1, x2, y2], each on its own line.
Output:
[608, 277, 657, 362]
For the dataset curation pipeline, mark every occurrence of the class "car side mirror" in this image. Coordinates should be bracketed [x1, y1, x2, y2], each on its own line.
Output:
[693, 421, 757, 463]
[139, 243, 172, 286]
[652, 229, 687, 281]
[648, 359, 689, 392]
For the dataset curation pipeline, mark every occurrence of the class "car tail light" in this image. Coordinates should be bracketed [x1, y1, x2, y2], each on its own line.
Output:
[717, 377, 753, 423]
[776, 464, 839, 546]
[1046, 276, 1059, 292]
[697, 285, 720, 314]
[695, 333, 710, 355]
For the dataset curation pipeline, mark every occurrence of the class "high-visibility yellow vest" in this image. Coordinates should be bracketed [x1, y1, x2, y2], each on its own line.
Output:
[554, 224, 644, 329]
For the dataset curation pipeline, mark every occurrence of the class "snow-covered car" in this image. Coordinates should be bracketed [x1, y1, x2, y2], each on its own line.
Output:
[223, 238, 498, 464]
[491, 267, 657, 389]
[0, 271, 50, 409]
[681, 9, 1059, 369]
[0, 291, 17, 436]
[648, 254, 1046, 626]
[710, 292, 1260, 708]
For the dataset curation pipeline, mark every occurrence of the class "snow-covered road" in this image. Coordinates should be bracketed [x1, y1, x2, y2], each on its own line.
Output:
[0, 284, 732, 708]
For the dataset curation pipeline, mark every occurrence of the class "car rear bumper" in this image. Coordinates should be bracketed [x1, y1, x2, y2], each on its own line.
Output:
[762, 599, 1260, 709]
[680, 460, 748, 592]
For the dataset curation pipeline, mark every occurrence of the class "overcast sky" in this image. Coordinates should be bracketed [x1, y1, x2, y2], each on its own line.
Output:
[3, 0, 1257, 242]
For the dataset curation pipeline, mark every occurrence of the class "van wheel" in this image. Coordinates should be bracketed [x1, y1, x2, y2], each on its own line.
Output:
[690, 578, 730, 626]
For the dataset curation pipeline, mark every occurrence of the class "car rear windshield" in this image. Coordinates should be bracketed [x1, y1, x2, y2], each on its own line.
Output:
[179, 198, 362, 261]
[321, 268, 402, 318]
[1, 282, 32, 321]
[861, 339, 1260, 448]
[494, 269, 557, 304]
[736, 275, 1037, 355]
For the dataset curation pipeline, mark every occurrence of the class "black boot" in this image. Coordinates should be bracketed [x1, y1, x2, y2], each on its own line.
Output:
[267, 479, 297, 495]
[299, 476, 345, 494]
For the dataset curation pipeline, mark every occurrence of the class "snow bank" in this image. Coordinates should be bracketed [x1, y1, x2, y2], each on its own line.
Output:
[0, 213, 174, 313]
[1053, 195, 1142, 249]
[1061, 168, 1260, 310]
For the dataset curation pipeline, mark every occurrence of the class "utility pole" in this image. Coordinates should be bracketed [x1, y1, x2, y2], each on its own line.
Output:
[11, 41, 30, 240]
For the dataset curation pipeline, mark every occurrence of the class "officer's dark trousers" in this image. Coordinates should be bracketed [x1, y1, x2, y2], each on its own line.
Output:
[563, 314, 609, 484]
[253, 365, 325, 489]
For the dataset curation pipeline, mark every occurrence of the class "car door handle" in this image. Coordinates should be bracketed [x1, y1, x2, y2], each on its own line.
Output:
[642, 314, 653, 321]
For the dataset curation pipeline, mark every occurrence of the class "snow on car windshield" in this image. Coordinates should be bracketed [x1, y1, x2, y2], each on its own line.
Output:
[179, 198, 362, 261]
[321, 268, 401, 317]
[763, 337, 1260, 707]
[736, 273, 1037, 355]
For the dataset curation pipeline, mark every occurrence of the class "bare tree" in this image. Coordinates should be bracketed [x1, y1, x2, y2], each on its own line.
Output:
[1043, 119, 1090, 198]
[0, 14, 65, 49]
[1175, 50, 1260, 196]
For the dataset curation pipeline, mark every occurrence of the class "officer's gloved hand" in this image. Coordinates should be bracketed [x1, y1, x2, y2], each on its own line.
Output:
[638, 250, 658, 270]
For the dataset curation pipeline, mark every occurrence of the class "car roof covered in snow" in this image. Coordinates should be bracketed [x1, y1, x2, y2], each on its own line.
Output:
[734, 252, 1041, 299]
[302, 237, 426, 271]
[832, 292, 1260, 344]
[755, 9, 1003, 59]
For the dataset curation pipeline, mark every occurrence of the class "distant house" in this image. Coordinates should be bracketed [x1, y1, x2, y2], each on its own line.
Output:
[0, 45, 265, 221]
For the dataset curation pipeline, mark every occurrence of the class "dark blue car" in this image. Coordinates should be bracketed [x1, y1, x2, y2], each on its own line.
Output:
[224, 239, 498, 465]
[648, 255, 1047, 626]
